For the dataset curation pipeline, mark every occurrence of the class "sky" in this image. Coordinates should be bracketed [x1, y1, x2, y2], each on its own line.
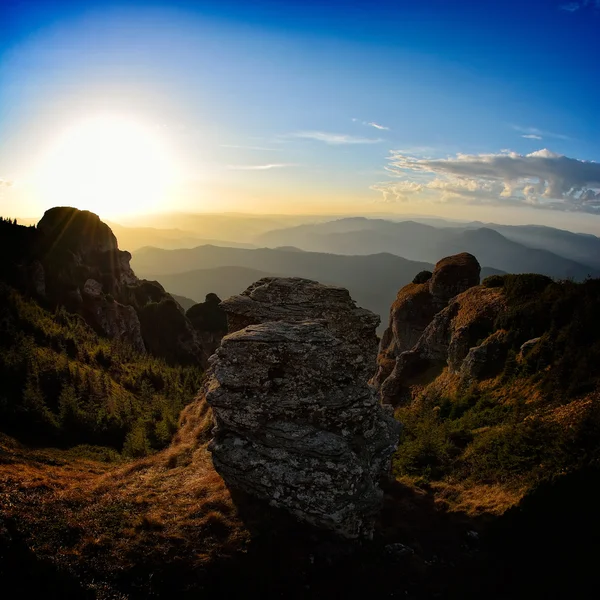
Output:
[1, 0, 600, 232]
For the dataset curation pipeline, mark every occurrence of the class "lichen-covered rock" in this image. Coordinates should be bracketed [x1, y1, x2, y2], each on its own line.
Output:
[221, 277, 380, 379]
[374, 253, 481, 397]
[205, 321, 400, 539]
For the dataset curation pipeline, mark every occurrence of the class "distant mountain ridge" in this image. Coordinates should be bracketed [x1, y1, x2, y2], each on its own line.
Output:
[255, 217, 598, 280]
[132, 245, 502, 332]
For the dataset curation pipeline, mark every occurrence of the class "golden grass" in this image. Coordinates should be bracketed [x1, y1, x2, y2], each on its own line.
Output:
[0, 396, 249, 586]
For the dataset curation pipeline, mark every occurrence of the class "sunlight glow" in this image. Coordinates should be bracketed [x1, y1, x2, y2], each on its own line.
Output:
[34, 115, 177, 218]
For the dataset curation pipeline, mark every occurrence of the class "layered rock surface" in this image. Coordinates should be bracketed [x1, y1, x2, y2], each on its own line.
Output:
[31, 207, 206, 365]
[202, 278, 398, 538]
[374, 253, 509, 405]
[220, 277, 380, 379]
[205, 320, 400, 539]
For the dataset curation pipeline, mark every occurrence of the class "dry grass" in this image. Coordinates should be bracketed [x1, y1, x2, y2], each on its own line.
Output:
[0, 396, 249, 593]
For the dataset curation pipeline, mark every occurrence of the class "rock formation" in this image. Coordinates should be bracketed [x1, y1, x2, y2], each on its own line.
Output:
[196, 278, 397, 538]
[204, 319, 400, 539]
[26, 207, 206, 365]
[374, 253, 510, 405]
[186, 293, 228, 358]
[220, 277, 380, 379]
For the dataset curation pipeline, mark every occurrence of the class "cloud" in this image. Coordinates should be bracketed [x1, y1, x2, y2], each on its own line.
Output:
[352, 118, 391, 131]
[512, 125, 569, 141]
[226, 163, 296, 170]
[291, 131, 383, 145]
[0, 179, 12, 186]
[560, 2, 581, 11]
[367, 122, 390, 130]
[522, 134, 543, 140]
[374, 148, 600, 213]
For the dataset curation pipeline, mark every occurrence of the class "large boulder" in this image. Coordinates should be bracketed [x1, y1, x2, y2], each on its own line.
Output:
[220, 277, 380, 379]
[205, 320, 400, 539]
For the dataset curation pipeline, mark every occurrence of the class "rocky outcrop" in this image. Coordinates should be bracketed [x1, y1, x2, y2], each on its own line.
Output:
[32, 207, 205, 365]
[374, 253, 481, 398]
[373, 253, 512, 405]
[204, 320, 400, 539]
[186, 294, 228, 358]
[220, 277, 380, 379]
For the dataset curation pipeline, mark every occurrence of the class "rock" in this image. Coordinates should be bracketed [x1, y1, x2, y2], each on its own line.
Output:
[520, 337, 542, 357]
[27, 260, 46, 296]
[83, 278, 103, 298]
[221, 277, 380, 379]
[429, 252, 481, 308]
[380, 285, 506, 405]
[34, 207, 206, 365]
[374, 253, 482, 401]
[186, 293, 228, 358]
[205, 321, 400, 539]
[460, 330, 510, 381]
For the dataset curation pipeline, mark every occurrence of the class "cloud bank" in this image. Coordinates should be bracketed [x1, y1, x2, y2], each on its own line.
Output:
[373, 149, 600, 213]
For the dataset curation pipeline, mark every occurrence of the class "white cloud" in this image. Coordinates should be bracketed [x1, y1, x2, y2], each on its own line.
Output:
[0, 179, 12, 186]
[522, 134, 543, 140]
[227, 163, 297, 170]
[291, 131, 383, 145]
[352, 118, 391, 131]
[560, 2, 581, 11]
[512, 125, 569, 140]
[367, 122, 390, 130]
[374, 148, 600, 213]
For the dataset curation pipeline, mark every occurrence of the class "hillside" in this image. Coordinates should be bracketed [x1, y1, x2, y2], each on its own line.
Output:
[256, 218, 597, 280]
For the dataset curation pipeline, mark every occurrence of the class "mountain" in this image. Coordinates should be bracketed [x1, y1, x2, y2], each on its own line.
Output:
[256, 218, 598, 280]
[107, 222, 257, 251]
[170, 293, 198, 311]
[480, 223, 600, 270]
[153, 266, 278, 305]
[132, 244, 501, 332]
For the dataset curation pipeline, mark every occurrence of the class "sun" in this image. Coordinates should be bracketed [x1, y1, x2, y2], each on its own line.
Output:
[35, 115, 177, 219]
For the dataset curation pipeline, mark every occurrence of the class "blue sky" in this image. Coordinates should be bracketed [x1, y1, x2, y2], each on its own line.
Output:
[1, 0, 599, 230]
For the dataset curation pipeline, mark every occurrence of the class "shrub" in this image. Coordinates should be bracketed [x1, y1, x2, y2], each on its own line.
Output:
[412, 270, 433, 284]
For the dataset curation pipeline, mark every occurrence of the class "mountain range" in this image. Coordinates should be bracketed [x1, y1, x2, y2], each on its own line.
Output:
[131, 245, 502, 331]
[256, 218, 599, 279]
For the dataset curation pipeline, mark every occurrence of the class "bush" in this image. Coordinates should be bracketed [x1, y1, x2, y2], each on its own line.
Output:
[412, 270, 433, 284]
[482, 274, 505, 288]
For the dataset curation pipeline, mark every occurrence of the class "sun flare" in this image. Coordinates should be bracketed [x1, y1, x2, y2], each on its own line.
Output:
[35, 115, 177, 219]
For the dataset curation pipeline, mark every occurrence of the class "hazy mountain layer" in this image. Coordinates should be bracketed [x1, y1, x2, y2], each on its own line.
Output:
[256, 218, 598, 280]
[133, 245, 502, 332]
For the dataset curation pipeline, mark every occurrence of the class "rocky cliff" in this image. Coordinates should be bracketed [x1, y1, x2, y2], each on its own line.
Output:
[201, 278, 399, 538]
[7, 207, 213, 366]
[373, 253, 505, 405]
